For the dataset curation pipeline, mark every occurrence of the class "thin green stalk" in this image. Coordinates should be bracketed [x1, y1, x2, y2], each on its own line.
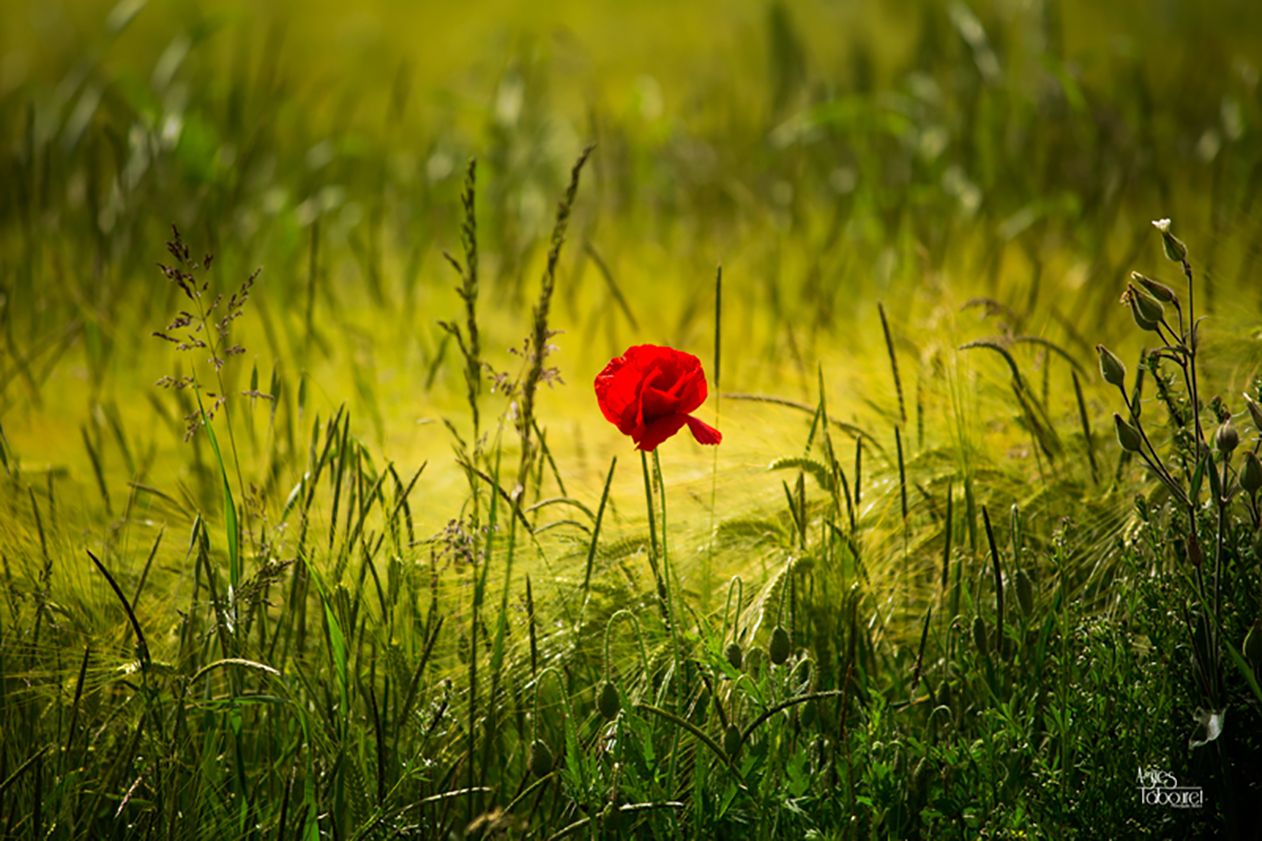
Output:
[640, 451, 668, 624]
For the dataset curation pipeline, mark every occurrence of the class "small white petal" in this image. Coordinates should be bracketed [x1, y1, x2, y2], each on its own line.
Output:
[1152, 218, 1172, 232]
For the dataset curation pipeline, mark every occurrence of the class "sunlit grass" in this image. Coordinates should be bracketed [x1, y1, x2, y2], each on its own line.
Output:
[3, 0, 1262, 837]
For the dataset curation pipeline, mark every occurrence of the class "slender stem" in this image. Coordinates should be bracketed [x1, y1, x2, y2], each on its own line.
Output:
[1182, 258, 1205, 462]
[640, 451, 669, 625]
[653, 449, 672, 609]
[1214, 454, 1228, 623]
[652, 448, 685, 797]
[191, 288, 251, 548]
[1122, 391, 1190, 507]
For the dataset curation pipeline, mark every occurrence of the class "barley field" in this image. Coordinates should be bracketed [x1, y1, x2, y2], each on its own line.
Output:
[2, 1, 1262, 838]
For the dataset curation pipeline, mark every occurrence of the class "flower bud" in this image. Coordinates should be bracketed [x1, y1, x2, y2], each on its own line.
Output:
[724, 642, 743, 671]
[1245, 394, 1262, 432]
[529, 739, 553, 778]
[1131, 285, 1166, 327]
[597, 680, 621, 720]
[1244, 621, 1262, 668]
[1131, 271, 1177, 303]
[1216, 420, 1239, 455]
[603, 798, 629, 832]
[1096, 345, 1127, 388]
[768, 626, 791, 665]
[1242, 452, 1262, 494]
[724, 723, 742, 757]
[1187, 531, 1203, 568]
[972, 615, 988, 656]
[1123, 288, 1161, 333]
[1113, 414, 1143, 453]
[1016, 571, 1034, 616]
[1152, 218, 1188, 262]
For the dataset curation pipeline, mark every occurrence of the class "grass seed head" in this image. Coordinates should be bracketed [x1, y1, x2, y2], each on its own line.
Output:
[725, 642, 744, 670]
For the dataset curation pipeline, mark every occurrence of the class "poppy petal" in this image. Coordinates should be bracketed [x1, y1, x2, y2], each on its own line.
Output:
[640, 384, 682, 420]
[684, 414, 722, 445]
[635, 413, 689, 451]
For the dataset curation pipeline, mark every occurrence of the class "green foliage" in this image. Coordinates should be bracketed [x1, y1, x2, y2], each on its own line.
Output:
[3, 0, 1262, 838]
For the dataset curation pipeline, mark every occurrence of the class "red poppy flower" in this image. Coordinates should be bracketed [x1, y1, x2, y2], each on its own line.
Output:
[594, 344, 722, 451]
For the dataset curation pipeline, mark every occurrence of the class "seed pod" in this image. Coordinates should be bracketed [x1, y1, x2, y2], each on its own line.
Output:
[1131, 271, 1177, 303]
[1113, 414, 1143, 453]
[597, 680, 621, 720]
[972, 615, 988, 656]
[768, 626, 791, 665]
[1096, 345, 1127, 388]
[528, 739, 553, 778]
[723, 724, 742, 757]
[1242, 452, 1262, 495]
[1216, 420, 1239, 455]
[724, 642, 743, 671]
[1016, 571, 1034, 616]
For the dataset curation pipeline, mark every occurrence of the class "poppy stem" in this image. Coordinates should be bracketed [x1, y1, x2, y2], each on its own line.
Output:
[640, 451, 669, 627]
[653, 449, 679, 628]
[653, 448, 686, 794]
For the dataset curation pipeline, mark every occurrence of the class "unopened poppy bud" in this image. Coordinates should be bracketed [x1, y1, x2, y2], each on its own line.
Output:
[1245, 395, 1262, 432]
[972, 615, 988, 656]
[1016, 571, 1034, 615]
[1096, 345, 1127, 388]
[723, 724, 742, 757]
[1187, 531, 1203, 568]
[597, 680, 621, 719]
[1244, 621, 1262, 668]
[1131, 271, 1177, 303]
[603, 798, 629, 831]
[1216, 420, 1239, 454]
[768, 626, 791, 665]
[724, 642, 743, 670]
[1152, 218, 1188, 262]
[1113, 414, 1143, 453]
[529, 739, 553, 778]
[792, 658, 811, 688]
[1241, 452, 1262, 494]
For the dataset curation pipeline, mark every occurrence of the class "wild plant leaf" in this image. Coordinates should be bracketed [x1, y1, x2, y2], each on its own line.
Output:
[769, 457, 833, 491]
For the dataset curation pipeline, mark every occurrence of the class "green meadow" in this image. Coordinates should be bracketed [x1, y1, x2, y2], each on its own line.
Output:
[2, 0, 1262, 837]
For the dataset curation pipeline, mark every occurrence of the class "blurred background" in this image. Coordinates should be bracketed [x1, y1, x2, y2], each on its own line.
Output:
[3, 0, 1262, 561]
